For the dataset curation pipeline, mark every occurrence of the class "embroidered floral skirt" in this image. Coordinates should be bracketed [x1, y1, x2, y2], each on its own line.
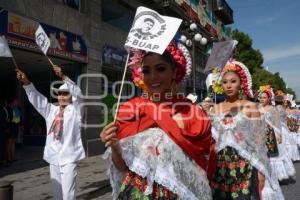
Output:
[266, 124, 279, 157]
[287, 117, 299, 133]
[211, 147, 259, 200]
[117, 171, 180, 200]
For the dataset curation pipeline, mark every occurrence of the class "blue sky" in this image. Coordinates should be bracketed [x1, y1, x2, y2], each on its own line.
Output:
[227, 0, 300, 100]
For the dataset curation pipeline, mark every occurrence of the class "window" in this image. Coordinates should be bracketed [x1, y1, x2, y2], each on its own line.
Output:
[102, 0, 135, 31]
[56, 0, 82, 11]
[194, 47, 208, 72]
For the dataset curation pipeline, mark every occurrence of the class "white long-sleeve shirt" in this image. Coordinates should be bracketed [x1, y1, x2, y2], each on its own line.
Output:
[23, 77, 86, 165]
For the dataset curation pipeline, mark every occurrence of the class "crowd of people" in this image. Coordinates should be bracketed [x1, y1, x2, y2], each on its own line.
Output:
[1, 30, 300, 200]
[100, 39, 300, 200]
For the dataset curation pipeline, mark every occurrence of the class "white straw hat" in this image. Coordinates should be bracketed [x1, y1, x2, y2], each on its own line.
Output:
[52, 83, 69, 93]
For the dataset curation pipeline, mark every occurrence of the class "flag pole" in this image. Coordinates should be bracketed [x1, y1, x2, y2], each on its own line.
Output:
[46, 55, 55, 67]
[113, 53, 130, 124]
[11, 56, 19, 70]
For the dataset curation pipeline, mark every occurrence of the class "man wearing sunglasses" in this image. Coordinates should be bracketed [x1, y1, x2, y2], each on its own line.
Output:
[16, 65, 86, 200]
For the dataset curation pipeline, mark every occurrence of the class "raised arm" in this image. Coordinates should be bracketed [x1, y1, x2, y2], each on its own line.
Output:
[52, 65, 83, 115]
[16, 69, 52, 118]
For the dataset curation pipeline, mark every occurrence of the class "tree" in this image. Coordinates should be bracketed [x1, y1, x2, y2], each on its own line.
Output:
[286, 88, 297, 99]
[232, 30, 263, 74]
[231, 29, 297, 99]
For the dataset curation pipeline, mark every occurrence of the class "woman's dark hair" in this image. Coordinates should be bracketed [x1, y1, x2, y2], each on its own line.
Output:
[285, 100, 292, 109]
[274, 95, 284, 105]
[143, 51, 176, 70]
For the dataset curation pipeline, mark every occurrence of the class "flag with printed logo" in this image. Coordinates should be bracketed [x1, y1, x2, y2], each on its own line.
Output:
[125, 6, 182, 54]
[35, 25, 50, 55]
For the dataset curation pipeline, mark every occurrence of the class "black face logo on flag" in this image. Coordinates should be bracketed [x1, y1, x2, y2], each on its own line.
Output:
[130, 11, 166, 41]
[36, 32, 47, 48]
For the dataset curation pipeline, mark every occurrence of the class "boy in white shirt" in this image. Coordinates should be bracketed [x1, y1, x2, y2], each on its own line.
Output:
[16, 65, 86, 200]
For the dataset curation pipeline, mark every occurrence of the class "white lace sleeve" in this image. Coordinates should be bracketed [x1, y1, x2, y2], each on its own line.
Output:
[102, 148, 126, 200]
[265, 107, 282, 137]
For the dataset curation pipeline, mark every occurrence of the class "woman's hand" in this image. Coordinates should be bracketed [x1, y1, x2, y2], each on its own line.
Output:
[100, 122, 128, 171]
[172, 113, 184, 129]
[16, 69, 31, 85]
[100, 122, 118, 148]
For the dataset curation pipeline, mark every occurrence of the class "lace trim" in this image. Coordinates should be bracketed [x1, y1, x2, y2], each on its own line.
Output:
[102, 149, 126, 200]
[123, 156, 199, 200]
[263, 113, 281, 136]
[103, 128, 212, 200]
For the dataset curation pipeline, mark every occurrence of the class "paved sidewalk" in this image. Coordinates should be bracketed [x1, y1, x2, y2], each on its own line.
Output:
[1, 146, 300, 200]
[0, 154, 112, 200]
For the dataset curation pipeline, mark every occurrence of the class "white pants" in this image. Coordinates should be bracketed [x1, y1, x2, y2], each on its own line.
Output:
[50, 163, 77, 200]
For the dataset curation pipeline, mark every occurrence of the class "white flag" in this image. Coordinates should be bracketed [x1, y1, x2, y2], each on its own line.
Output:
[204, 40, 238, 72]
[0, 36, 13, 57]
[35, 25, 50, 55]
[125, 6, 182, 54]
[205, 72, 219, 91]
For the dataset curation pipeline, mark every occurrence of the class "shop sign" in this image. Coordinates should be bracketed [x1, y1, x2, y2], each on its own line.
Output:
[102, 44, 127, 68]
[0, 10, 88, 63]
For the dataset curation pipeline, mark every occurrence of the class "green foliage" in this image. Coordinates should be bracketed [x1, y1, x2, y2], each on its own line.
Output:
[231, 29, 297, 99]
[252, 68, 285, 92]
[232, 30, 263, 74]
[102, 94, 117, 123]
[286, 87, 297, 99]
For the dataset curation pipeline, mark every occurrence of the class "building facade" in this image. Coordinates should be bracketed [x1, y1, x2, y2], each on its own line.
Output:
[0, 0, 233, 156]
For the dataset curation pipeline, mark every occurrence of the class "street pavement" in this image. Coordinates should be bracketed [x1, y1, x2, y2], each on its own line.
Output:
[281, 161, 300, 200]
[0, 151, 111, 200]
[0, 147, 300, 200]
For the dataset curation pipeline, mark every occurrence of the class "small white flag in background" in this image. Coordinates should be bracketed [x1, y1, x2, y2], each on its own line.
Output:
[35, 25, 50, 55]
[125, 6, 182, 54]
[204, 40, 238, 72]
[0, 36, 13, 57]
[205, 72, 219, 91]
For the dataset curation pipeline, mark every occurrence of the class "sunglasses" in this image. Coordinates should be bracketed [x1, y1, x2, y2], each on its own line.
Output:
[57, 91, 70, 96]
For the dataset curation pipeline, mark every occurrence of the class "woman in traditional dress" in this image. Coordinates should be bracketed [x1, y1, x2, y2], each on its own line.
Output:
[277, 98, 300, 162]
[258, 85, 295, 181]
[209, 61, 283, 200]
[100, 41, 216, 200]
[284, 99, 300, 148]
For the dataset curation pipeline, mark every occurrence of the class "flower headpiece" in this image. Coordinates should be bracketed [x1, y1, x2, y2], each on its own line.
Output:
[259, 85, 274, 100]
[128, 40, 192, 91]
[212, 60, 253, 98]
[221, 61, 253, 98]
[259, 85, 275, 105]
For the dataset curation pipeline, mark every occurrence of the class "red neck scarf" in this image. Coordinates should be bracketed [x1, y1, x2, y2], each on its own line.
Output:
[49, 108, 64, 140]
[116, 96, 216, 180]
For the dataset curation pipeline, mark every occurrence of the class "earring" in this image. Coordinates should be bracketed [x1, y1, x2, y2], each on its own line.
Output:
[170, 79, 178, 95]
[238, 89, 244, 100]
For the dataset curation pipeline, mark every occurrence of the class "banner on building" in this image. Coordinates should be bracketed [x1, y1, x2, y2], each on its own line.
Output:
[0, 10, 88, 63]
[0, 36, 12, 57]
[204, 40, 238, 72]
[125, 6, 182, 54]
